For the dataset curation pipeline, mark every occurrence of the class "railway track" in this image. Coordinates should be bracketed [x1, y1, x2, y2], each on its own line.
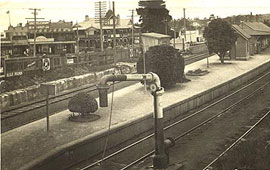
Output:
[1, 52, 209, 133]
[202, 108, 270, 170]
[71, 70, 270, 170]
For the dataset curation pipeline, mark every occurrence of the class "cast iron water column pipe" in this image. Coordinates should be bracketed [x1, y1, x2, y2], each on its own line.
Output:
[97, 73, 174, 169]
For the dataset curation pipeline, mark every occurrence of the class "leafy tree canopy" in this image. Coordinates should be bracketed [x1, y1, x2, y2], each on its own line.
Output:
[136, 3, 173, 36]
[203, 18, 237, 63]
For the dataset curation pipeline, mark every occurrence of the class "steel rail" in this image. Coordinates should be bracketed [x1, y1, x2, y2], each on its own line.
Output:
[119, 79, 270, 170]
[1, 84, 97, 113]
[1, 82, 121, 120]
[78, 71, 270, 170]
[202, 109, 270, 170]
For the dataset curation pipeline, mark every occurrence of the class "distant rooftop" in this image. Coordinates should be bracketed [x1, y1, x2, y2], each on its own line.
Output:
[76, 17, 132, 30]
[141, 32, 171, 39]
[76, 10, 133, 31]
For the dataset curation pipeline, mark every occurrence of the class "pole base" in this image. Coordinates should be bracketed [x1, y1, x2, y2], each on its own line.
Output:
[153, 154, 169, 169]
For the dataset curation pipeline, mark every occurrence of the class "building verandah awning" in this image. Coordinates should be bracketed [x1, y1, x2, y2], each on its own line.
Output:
[28, 41, 76, 45]
[28, 36, 76, 45]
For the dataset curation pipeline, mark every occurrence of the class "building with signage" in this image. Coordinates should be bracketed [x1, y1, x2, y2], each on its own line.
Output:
[75, 11, 141, 51]
[1, 21, 76, 58]
[26, 20, 76, 55]
[2, 23, 29, 57]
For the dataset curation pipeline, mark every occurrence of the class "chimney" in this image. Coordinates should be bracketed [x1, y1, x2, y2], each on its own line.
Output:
[250, 12, 253, 22]
[85, 15, 89, 21]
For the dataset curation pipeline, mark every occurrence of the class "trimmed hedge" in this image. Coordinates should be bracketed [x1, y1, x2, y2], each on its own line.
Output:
[68, 92, 98, 115]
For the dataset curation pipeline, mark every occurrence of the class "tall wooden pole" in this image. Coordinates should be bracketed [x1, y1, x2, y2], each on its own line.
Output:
[46, 87, 50, 132]
[34, 9, 37, 57]
[183, 8, 186, 51]
[99, 1, 104, 52]
[164, 19, 168, 35]
[131, 9, 134, 53]
[173, 20, 176, 48]
[113, 1, 116, 65]
[26, 8, 44, 57]
[76, 23, 79, 54]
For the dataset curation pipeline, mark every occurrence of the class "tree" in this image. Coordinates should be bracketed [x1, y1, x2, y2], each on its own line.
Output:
[137, 45, 185, 88]
[136, 1, 173, 36]
[203, 18, 237, 64]
[171, 18, 196, 32]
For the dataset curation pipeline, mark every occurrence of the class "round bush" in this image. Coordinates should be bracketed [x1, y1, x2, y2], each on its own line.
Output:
[137, 45, 185, 88]
[68, 92, 98, 115]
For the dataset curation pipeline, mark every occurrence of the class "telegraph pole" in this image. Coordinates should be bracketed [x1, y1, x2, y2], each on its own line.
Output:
[173, 20, 176, 48]
[131, 9, 134, 53]
[163, 18, 168, 35]
[183, 8, 186, 51]
[99, 1, 104, 52]
[113, 1, 116, 65]
[26, 8, 44, 57]
[95, 1, 106, 52]
[74, 22, 80, 54]
[128, 9, 138, 58]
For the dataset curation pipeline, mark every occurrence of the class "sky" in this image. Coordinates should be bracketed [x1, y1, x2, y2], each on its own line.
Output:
[0, 0, 270, 32]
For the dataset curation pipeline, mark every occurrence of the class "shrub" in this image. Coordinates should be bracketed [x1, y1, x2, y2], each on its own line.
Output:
[68, 92, 98, 116]
[137, 45, 185, 88]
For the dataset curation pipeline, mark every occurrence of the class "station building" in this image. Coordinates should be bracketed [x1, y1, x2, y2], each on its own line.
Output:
[229, 22, 270, 60]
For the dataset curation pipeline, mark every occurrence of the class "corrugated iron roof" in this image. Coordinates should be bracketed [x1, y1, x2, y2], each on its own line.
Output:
[242, 22, 270, 36]
[242, 28, 270, 36]
[232, 25, 251, 39]
[243, 22, 270, 32]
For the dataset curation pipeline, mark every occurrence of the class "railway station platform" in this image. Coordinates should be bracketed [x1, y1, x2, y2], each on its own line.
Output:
[1, 49, 270, 170]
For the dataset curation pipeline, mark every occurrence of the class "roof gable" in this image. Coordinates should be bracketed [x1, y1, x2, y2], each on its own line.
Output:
[232, 25, 251, 39]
